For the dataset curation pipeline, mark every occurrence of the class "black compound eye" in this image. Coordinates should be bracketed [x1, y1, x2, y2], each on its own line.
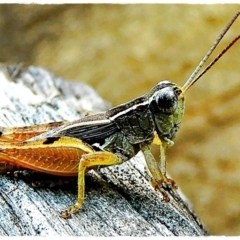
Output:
[150, 87, 178, 115]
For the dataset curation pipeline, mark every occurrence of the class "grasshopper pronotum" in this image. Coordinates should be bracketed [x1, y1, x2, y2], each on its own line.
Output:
[0, 11, 239, 219]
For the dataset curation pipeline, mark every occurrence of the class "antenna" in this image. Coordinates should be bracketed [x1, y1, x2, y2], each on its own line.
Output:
[182, 11, 240, 94]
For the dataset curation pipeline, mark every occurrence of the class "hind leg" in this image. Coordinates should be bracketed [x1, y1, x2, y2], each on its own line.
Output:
[61, 151, 124, 218]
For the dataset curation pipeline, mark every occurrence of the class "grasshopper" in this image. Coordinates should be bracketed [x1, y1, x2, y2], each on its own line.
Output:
[0, 11, 239, 219]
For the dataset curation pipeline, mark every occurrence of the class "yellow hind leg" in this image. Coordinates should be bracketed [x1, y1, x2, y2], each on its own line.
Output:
[61, 151, 123, 218]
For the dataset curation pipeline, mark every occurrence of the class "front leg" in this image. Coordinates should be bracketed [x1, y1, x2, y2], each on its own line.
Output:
[152, 134, 177, 189]
[141, 142, 177, 203]
[158, 141, 178, 190]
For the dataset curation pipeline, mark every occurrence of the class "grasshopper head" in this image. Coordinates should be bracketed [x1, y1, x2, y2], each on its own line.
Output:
[148, 81, 185, 142]
[148, 81, 183, 115]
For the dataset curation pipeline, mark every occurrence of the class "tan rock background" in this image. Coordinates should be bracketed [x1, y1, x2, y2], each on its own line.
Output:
[0, 4, 240, 235]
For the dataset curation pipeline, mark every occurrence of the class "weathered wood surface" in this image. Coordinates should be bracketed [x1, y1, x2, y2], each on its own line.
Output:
[0, 64, 208, 236]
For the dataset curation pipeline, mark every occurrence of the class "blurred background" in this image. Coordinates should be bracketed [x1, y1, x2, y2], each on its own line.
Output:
[0, 4, 240, 235]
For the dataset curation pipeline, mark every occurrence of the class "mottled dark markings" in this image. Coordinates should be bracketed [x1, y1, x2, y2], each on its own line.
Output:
[42, 137, 60, 145]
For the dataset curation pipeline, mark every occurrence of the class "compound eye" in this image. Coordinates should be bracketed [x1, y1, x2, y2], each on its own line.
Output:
[150, 87, 178, 114]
